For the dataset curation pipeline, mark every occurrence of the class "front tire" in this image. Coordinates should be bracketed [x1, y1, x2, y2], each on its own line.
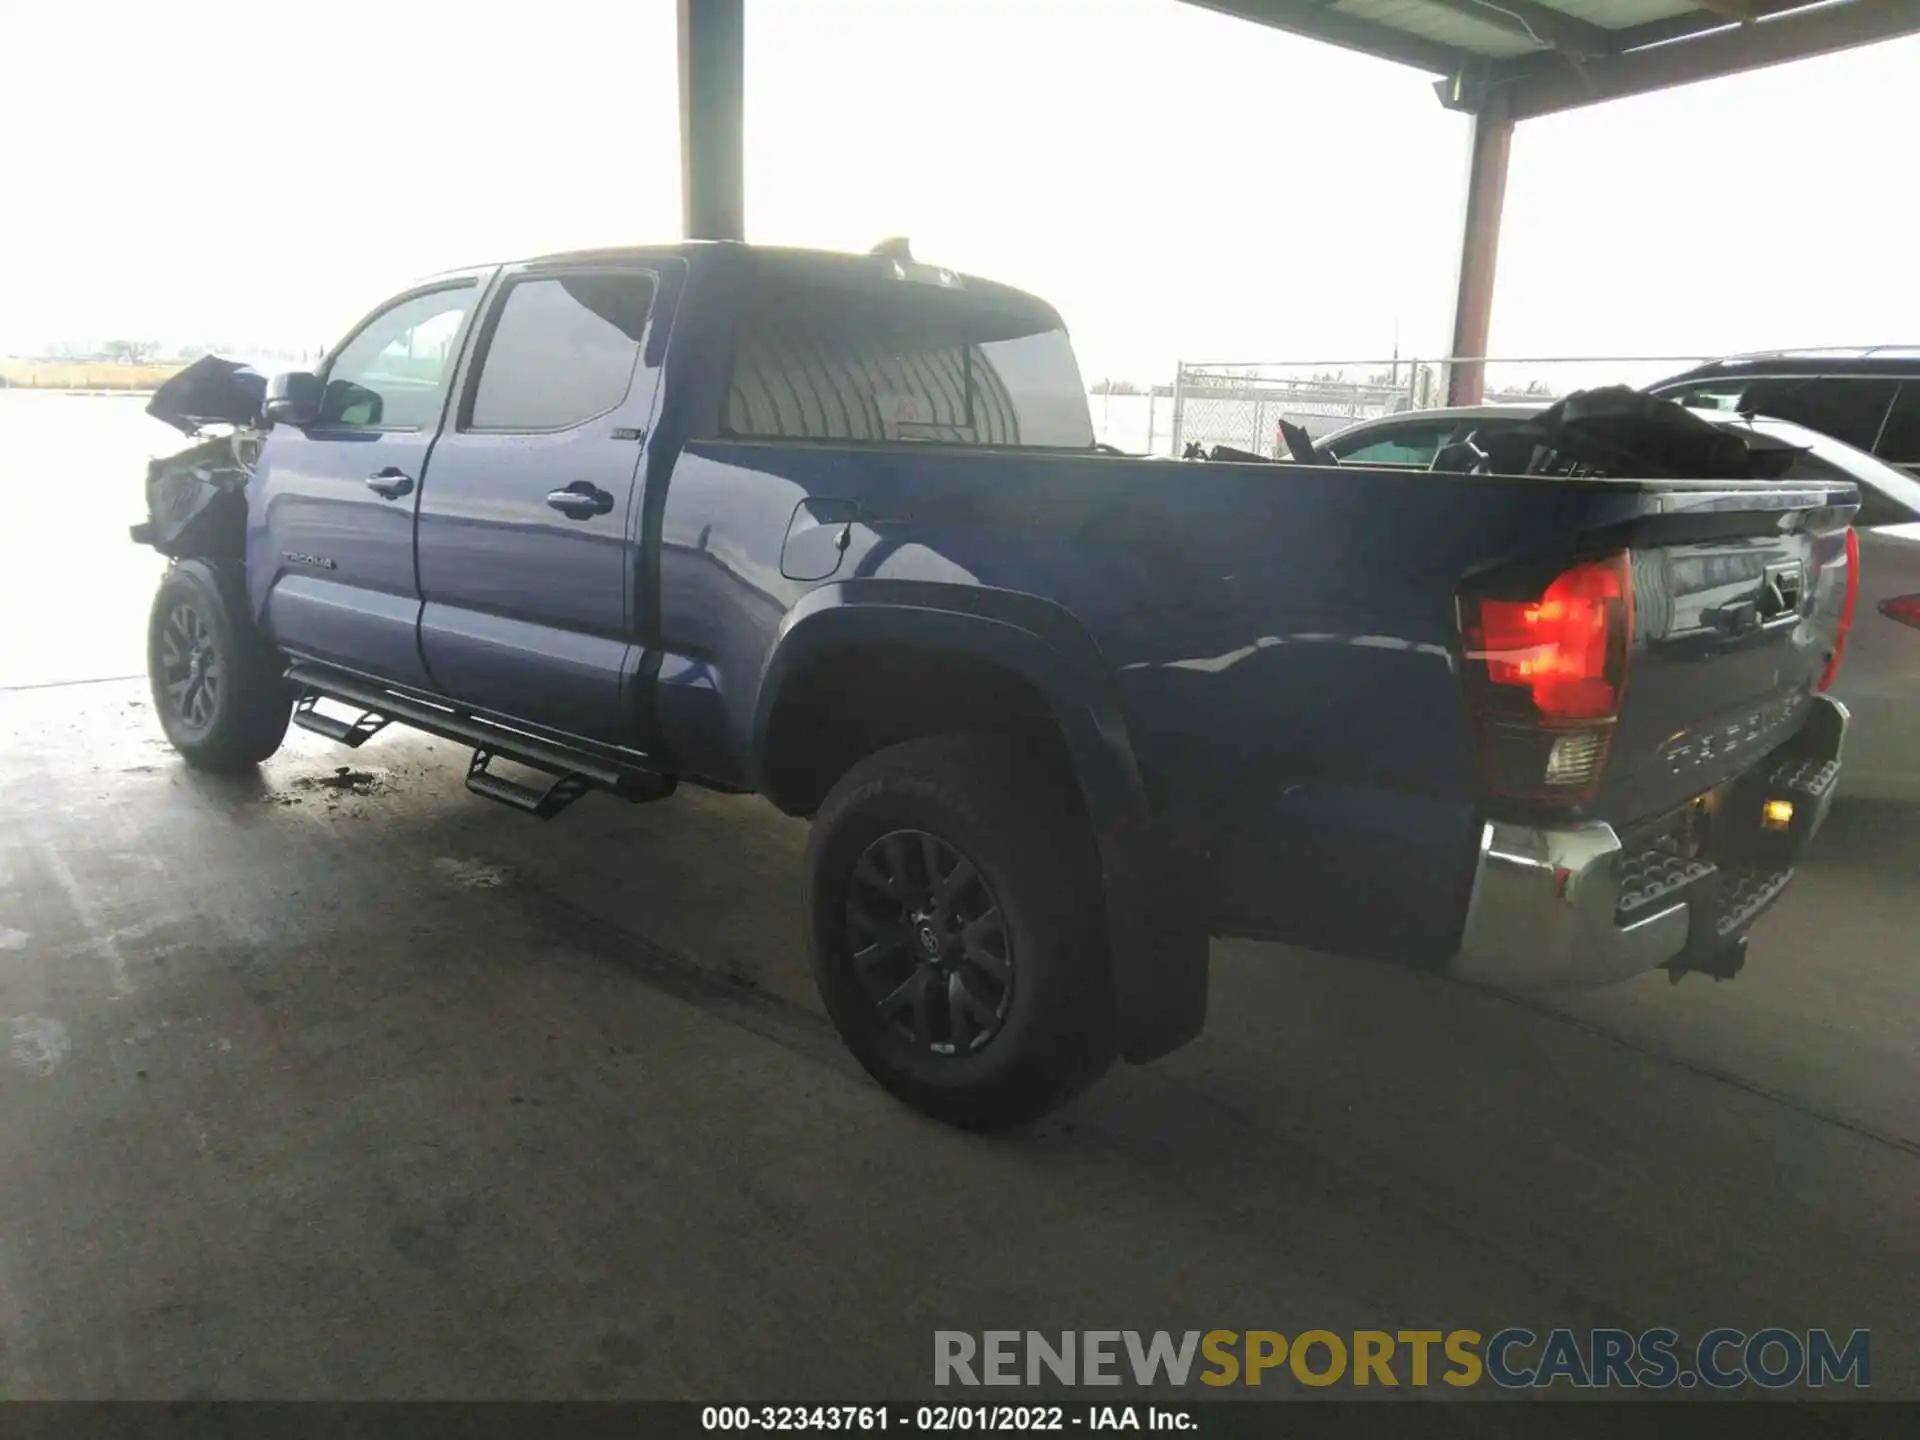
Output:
[147, 561, 291, 772]
[806, 734, 1115, 1130]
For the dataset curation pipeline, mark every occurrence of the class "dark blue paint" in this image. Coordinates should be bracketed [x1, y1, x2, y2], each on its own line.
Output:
[248, 423, 442, 687]
[413, 267, 671, 740]
[245, 242, 1856, 978]
[246, 272, 492, 689]
[778, 498, 858, 582]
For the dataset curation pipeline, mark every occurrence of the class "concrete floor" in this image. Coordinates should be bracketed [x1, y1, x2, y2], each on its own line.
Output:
[7, 393, 1913, 1408]
[0, 676, 1914, 1400]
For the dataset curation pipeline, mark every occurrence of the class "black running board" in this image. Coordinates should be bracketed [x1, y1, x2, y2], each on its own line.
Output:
[293, 691, 391, 748]
[287, 662, 676, 818]
[466, 747, 598, 819]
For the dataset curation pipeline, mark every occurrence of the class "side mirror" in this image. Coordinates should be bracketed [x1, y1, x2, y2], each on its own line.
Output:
[263, 371, 322, 427]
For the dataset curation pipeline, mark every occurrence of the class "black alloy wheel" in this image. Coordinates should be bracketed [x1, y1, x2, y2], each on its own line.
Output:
[848, 829, 1014, 1055]
[156, 601, 222, 736]
[805, 733, 1117, 1129]
[146, 561, 292, 771]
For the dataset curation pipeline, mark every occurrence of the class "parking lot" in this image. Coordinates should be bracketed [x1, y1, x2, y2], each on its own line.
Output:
[1, 393, 1914, 1400]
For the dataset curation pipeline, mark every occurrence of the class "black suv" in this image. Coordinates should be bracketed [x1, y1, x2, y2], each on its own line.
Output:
[1649, 349, 1920, 478]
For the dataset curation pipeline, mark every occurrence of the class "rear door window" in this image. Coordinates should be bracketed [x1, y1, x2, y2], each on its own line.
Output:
[725, 279, 1094, 449]
[1873, 383, 1920, 472]
[466, 273, 657, 431]
[1737, 377, 1898, 452]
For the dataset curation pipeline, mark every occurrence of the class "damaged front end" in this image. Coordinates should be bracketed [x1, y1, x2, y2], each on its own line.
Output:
[131, 356, 269, 560]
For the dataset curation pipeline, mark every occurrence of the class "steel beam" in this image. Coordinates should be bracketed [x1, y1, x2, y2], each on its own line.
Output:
[1494, 0, 1920, 120]
[1181, 0, 1465, 74]
[1608, 0, 1814, 53]
[678, 0, 745, 241]
[1446, 110, 1514, 408]
[1421, 0, 1615, 57]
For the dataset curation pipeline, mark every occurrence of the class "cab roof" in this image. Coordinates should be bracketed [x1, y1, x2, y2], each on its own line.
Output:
[480, 241, 1067, 327]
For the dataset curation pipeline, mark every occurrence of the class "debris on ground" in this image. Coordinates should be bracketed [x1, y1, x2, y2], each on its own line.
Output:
[291, 767, 381, 794]
[432, 857, 511, 890]
[255, 767, 385, 809]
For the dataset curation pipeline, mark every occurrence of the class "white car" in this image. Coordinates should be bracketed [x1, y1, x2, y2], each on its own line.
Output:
[1318, 405, 1920, 802]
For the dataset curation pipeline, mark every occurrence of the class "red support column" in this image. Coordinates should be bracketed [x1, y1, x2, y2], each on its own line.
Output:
[1446, 110, 1513, 407]
[679, 0, 745, 241]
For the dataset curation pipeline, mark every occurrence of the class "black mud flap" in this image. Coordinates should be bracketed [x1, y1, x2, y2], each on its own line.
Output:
[1100, 820, 1209, 1064]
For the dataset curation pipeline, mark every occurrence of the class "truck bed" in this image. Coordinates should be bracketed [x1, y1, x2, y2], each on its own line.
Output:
[657, 442, 1856, 959]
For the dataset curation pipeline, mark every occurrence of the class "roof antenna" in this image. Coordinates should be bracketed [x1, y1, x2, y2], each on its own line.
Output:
[870, 237, 913, 261]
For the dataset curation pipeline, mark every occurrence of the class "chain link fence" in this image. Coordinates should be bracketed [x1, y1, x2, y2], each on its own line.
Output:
[1088, 390, 1174, 456]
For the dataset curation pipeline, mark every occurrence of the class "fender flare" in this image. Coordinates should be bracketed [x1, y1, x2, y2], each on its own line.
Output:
[753, 580, 1146, 830]
[754, 579, 1207, 1063]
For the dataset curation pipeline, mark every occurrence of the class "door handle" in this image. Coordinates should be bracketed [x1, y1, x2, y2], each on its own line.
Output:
[365, 468, 414, 499]
[546, 481, 614, 519]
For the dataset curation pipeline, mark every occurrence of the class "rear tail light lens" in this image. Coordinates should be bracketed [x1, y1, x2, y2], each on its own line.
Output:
[1817, 527, 1860, 692]
[1882, 594, 1920, 630]
[1461, 551, 1633, 807]
[1472, 556, 1631, 720]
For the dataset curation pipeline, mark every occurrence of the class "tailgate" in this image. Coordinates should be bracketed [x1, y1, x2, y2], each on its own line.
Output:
[1597, 485, 1856, 823]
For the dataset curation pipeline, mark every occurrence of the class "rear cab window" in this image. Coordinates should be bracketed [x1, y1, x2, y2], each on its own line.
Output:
[724, 266, 1094, 450]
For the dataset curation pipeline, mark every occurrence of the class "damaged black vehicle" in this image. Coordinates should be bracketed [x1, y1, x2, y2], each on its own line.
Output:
[133, 356, 269, 561]
[132, 356, 291, 764]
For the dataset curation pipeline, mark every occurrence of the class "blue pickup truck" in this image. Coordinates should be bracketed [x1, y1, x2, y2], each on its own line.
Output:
[136, 242, 1858, 1128]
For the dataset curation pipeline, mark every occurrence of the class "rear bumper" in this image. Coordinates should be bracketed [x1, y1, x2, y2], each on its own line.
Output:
[1452, 695, 1848, 989]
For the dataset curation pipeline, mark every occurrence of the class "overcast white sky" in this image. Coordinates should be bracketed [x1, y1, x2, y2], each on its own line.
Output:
[1, 0, 1913, 382]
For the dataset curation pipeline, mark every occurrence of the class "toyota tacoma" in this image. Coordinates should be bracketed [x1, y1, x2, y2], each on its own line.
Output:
[133, 242, 1858, 1128]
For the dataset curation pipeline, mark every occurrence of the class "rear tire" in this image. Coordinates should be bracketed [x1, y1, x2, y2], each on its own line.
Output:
[806, 733, 1115, 1130]
[147, 561, 291, 772]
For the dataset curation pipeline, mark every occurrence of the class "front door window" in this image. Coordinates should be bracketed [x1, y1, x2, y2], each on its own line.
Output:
[320, 286, 475, 430]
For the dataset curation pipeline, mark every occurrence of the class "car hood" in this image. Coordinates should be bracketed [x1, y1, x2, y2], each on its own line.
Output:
[146, 355, 267, 435]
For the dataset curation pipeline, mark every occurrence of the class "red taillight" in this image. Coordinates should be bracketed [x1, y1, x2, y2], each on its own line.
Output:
[1882, 594, 1920, 630]
[1473, 555, 1632, 720]
[1817, 527, 1860, 692]
[1461, 551, 1634, 807]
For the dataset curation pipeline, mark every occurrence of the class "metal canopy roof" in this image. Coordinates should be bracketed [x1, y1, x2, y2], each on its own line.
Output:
[1181, 0, 1920, 118]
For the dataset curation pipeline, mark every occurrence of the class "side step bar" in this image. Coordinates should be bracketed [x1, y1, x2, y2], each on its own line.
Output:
[466, 748, 595, 819]
[287, 663, 676, 820]
[293, 692, 390, 748]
